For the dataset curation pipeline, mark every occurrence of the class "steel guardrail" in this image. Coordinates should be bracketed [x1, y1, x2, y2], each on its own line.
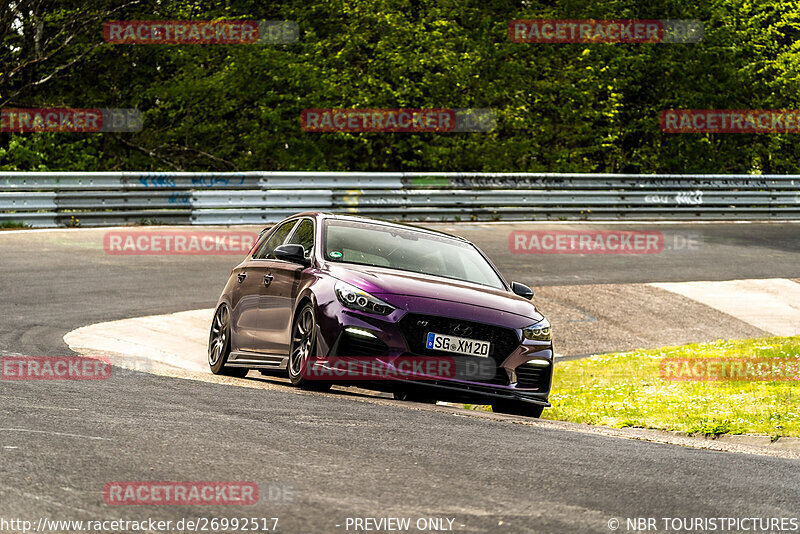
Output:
[1, 172, 798, 226]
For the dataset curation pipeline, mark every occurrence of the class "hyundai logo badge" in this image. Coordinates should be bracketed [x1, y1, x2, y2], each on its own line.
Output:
[452, 324, 473, 337]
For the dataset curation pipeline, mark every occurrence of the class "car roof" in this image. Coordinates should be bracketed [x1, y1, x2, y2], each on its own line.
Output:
[288, 211, 469, 242]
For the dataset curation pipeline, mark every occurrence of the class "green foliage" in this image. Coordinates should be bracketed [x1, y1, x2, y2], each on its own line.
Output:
[0, 220, 30, 228]
[686, 417, 737, 437]
[2, 0, 800, 171]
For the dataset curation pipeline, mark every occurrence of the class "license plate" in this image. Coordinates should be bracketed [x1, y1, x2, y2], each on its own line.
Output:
[425, 332, 490, 357]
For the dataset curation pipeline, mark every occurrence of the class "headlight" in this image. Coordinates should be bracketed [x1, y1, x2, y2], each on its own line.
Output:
[335, 281, 395, 315]
[522, 318, 551, 341]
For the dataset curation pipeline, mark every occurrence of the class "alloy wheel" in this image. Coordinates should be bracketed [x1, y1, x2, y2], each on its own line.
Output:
[289, 305, 315, 379]
[209, 304, 229, 368]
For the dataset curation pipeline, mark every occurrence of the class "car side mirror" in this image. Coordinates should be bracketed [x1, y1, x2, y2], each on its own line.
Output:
[511, 281, 534, 300]
[274, 244, 310, 267]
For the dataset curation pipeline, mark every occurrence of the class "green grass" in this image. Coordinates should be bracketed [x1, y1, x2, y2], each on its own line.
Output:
[544, 337, 800, 437]
[0, 221, 30, 229]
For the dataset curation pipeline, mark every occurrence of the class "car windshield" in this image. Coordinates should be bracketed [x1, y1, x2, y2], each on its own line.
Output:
[323, 219, 505, 289]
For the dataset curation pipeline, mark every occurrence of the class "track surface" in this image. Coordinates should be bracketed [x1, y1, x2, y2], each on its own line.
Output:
[2, 222, 800, 533]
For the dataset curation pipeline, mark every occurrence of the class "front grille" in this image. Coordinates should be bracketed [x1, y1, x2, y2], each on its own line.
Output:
[398, 313, 520, 385]
[515, 363, 552, 391]
[336, 331, 389, 357]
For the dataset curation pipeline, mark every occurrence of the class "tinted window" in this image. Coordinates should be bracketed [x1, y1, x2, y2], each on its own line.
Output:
[253, 220, 297, 259]
[285, 219, 314, 259]
[323, 220, 504, 289]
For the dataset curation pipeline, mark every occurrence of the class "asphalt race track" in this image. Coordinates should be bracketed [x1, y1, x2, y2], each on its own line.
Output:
[2, 222, 800, 533]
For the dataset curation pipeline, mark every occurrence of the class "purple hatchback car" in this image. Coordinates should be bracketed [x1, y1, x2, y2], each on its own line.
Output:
[209, 212, 553, 417]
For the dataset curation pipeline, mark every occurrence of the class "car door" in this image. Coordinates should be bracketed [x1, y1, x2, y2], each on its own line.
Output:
[227, 259, 263, 353]
[253, 217, 315, 355]
[232, 219, 298, 354]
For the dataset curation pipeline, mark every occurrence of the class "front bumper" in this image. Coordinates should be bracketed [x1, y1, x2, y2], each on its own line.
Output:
[315, 298, 553, 405]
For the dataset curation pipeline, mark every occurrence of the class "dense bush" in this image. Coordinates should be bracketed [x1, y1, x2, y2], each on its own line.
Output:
[2, 0, 799, 172]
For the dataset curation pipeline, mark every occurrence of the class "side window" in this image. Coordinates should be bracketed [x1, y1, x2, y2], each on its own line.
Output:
[253, 220, 297, 260]
[249, 228, 271, 256]
[285, 219, 314, 259]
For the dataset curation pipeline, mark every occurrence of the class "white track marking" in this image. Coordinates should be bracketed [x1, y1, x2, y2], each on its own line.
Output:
[650, 278, 800, 336]
[0, 428, 110, 440]
[64, 309, 213, 373]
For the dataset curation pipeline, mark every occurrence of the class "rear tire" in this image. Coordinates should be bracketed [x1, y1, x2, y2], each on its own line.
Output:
[208, 304, 248, 378]
[491, 400, 544, 418]
[287, 303, 331, 391]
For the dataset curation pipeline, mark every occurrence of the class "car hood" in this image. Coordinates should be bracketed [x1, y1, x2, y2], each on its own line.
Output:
[325, 263, 543, 322]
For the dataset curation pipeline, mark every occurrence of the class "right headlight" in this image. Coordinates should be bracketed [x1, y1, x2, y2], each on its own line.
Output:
[335, 281, 395, 316]
[522, 317, 551, 341]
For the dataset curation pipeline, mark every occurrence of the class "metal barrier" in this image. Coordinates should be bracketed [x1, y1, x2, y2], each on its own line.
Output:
[1, 172, 799, 226]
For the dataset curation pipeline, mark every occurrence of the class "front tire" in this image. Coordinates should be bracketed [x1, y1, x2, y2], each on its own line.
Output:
[208, 304, 248, 378]
[287, 303, 331, 391]
[491, 400, 544, 418]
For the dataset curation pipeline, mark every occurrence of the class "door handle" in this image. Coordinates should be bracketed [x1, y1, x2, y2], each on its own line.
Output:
[237, 273, 247, 283]
[263, 273, 274, 286]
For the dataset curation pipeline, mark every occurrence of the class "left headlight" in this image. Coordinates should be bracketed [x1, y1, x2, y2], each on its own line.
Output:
[335, 281, 395, 316]
[522, 317, 552, 341]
